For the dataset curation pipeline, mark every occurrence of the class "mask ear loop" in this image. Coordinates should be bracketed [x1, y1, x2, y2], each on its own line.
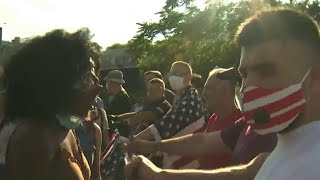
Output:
[234, 86, 244, 112]
[301, 68, 311, 83]
[301, 68, 312, 103]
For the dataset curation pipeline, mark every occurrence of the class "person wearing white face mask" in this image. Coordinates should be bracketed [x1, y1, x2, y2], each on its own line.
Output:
[128, 61, 206, 169]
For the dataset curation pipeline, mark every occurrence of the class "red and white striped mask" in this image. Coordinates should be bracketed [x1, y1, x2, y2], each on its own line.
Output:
[237, 69, 310, 135]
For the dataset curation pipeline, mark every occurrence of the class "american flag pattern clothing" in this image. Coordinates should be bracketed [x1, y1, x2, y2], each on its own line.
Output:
[149, 86, 206, 168]
[239, 69, 310, 135]
[241, 85, 306, 135]
[100, 130, 126, 180]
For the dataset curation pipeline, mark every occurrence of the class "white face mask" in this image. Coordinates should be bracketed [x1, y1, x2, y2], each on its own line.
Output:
[169, 75, 185, 91]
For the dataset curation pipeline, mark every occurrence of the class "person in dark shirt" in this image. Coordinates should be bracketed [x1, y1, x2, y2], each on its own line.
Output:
[109, 78, 171, 133]
[130, 78, 171, 132]
[103, 70, 132, 115]
[102, 70, 132, 137]
[99, 78, 171, 179]
[144, 70, 175, 104]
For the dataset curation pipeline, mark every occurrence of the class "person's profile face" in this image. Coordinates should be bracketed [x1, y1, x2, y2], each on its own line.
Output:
[71, 60, 101, 117]
[202, 76, 225, 112]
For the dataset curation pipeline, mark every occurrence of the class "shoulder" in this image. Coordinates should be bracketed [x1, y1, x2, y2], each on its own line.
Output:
[8, 123, 64, 162]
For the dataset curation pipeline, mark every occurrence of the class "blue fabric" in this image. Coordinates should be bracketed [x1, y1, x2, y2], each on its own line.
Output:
[75, 126, 95, 166]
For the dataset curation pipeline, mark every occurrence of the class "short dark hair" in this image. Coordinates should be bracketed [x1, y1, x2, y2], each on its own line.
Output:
[144, 71, 163, 80]
[235, 8, 320, 53]
[4, 28, 93, 121]
[191, 74, 204, 89]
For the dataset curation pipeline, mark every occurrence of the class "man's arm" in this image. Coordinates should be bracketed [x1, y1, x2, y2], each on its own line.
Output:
[156, 153, 268, 180]
[125, 153, 269, 180]
[128, 131, 230, 157]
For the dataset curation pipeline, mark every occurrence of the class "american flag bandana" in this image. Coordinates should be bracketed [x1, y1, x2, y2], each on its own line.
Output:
[239, 69, 310, 135]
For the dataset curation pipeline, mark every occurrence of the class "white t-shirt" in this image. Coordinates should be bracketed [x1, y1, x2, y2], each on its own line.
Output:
[255, 121, 320, 180]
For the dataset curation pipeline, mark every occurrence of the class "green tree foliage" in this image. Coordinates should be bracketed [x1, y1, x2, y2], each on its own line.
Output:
[106, 43, 128, 50]
[127, 0, 320, 79]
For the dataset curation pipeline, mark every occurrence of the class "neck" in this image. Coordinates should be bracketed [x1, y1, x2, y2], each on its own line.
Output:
[285, 99, 320, 133]
[215, 99, 238, 120]
[176, 84, 191, 95]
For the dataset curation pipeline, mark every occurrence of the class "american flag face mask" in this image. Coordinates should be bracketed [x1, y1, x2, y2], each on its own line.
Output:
[236, 69, 311, 135]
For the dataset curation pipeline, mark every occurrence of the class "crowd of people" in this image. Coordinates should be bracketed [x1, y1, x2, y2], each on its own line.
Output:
[0, 7, 320, 180]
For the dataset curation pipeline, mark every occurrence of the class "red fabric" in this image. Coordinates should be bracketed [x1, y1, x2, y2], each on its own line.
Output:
[172, 110, 243, 169]
[199, 111, 243, 169]
[243, 91, 302, 122]
[244, 87, 280, 102]
[231, 125, 277, 164]
[243, 86, 304, 133]
[108, 132, 115, 141]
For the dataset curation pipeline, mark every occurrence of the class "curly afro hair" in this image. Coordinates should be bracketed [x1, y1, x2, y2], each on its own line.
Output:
[4, 28, 94, 122]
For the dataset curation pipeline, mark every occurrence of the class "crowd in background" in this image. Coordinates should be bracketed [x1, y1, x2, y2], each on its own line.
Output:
[0, 7, 320, 180]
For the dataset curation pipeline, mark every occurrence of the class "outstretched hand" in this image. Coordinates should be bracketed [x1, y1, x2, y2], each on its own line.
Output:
[124, 155, 161, 180]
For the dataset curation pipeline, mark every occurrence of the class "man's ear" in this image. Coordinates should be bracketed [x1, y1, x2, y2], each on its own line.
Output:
[185, 74, 192, 84]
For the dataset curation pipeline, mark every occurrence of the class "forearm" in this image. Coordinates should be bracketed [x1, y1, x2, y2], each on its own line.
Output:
[157, 164, 253, 180]
[155, 153, 269, 180]
[116, 112, 136, 120]
[158, 132, 228, 157]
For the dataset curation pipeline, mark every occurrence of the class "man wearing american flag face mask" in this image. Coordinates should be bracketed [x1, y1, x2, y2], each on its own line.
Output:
[124, 8, 320, 180]
[126, 67, 277, 170]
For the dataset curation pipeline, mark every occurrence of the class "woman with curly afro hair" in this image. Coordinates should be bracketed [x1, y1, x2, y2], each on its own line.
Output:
[3, 28, 101, 180]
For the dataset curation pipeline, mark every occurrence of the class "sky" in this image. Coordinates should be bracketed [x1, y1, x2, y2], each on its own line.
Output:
[0, 0, 206, 48]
